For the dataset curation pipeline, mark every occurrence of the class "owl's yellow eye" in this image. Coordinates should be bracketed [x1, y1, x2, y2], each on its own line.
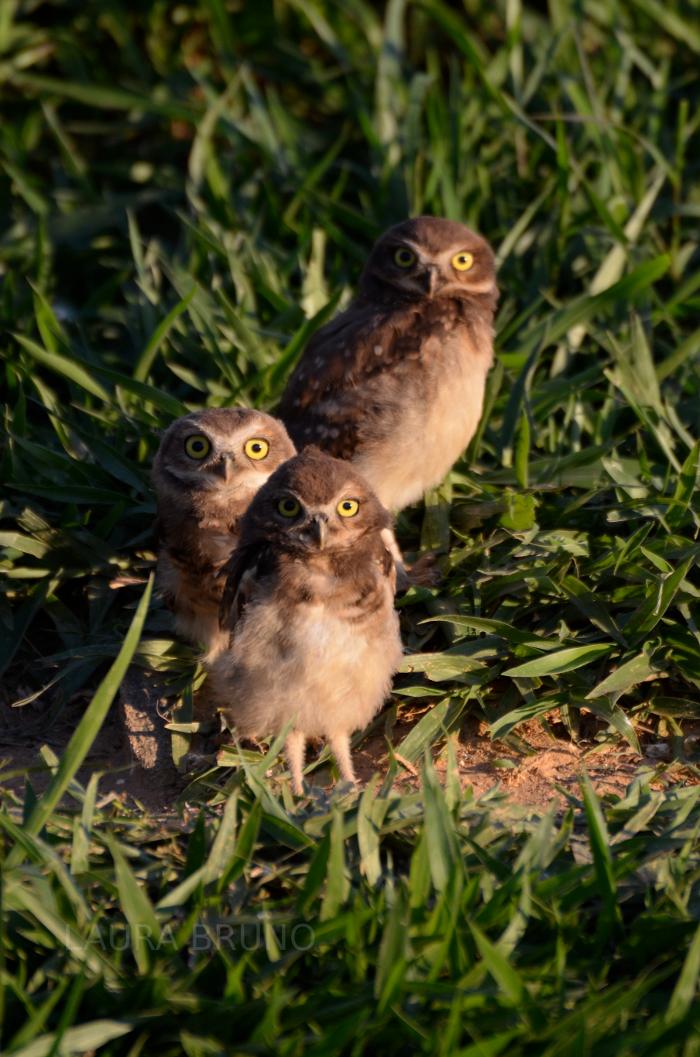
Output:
[184, 434, 211, 460]
[451, 251, 474, 272]
[394, 247, 416, 268]
[277, 497, 301, 518]
[244, 437, 270, 461]
[337, 498, 360, 518]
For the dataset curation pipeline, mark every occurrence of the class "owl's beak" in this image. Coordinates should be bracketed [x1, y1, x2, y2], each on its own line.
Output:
[422, 265, 441, 297]
[304, 513, 328, 549]
[212, 454, 236, 482]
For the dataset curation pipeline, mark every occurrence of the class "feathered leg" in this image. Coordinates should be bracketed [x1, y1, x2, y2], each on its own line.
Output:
[286, 729, 306, 795]
[329, 732, 357, 787]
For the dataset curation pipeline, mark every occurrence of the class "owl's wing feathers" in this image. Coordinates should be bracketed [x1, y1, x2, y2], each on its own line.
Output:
[279, 301, 402, 406]
[278, 299, 464, 457]
[218, 540, 274, 634]
[380, 539, 397, 596]
[278, 304, 402, 456]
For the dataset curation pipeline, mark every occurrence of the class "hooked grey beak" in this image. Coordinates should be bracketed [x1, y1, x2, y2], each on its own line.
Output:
[212, 454, 236, 483]
[305, 513, 328, 549]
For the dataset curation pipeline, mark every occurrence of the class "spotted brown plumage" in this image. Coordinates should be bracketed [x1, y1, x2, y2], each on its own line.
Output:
[210, 447, 402, 794]
[152, 408, 295, 658]
[278, 216, 498, 513]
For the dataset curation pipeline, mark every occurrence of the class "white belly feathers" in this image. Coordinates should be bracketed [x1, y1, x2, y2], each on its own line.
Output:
[354, 334, 491, 511]
[211, 589, 401, 741]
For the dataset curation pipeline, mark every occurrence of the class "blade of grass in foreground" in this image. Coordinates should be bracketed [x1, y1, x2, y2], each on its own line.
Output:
[665, 923, 700, 1024]
[580, 770, 622, 938]
[503, 643, 615, 677]
[5, 576, 153, 870]
[7, 1018, 137, 1057]
[133, 287, 196, 382]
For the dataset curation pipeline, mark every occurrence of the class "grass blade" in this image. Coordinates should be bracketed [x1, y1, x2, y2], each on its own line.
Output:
[6, 577, 153, 868]
[503, 643, 615, 677]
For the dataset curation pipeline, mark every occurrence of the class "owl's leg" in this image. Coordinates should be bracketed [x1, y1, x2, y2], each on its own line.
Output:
[329, 733, 357, 787]
[286, 729, 306, 795]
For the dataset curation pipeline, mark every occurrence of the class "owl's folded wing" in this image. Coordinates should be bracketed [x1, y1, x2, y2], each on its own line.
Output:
[378, 531, 398, 596]
[280, 303, 385, 402]
[277, 302, 400, 457]
[218, 541, 271, 634]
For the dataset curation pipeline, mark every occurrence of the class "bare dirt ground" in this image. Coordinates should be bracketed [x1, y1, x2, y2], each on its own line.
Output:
[353, 719, 686, 808]
[1, 675, 697, 815]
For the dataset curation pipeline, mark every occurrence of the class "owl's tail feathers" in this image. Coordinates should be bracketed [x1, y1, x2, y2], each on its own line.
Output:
[380, 528, 443, 592]
[405, 551, 443, 588]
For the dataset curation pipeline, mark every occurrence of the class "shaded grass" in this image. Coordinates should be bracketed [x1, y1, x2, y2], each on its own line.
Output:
[0, 0, 699, 1051]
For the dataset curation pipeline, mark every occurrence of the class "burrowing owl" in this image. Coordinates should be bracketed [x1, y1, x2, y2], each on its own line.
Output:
[152, 408, 295, 657]
[210, 447, 402, 793]
[278, 216, 498, 513]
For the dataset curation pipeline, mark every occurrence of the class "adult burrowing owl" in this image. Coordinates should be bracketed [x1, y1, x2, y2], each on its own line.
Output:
[210, 447, 402, 793]
[152, 408, 295, 657]
[278, 216, 498, 513]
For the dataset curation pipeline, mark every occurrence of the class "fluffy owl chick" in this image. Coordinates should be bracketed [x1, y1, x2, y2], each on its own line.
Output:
[152, 408, 295, 658]
[209, 447, 403, 794]
[278, 216, 498, 514]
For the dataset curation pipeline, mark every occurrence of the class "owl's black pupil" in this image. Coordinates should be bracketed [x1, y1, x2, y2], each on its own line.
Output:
[252, 444, 261, 451]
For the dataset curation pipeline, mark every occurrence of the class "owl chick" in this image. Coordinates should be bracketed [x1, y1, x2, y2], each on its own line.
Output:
[152, 408, 295, 658]
[278, 216, 498, 514]
[209, 447, 403, 794]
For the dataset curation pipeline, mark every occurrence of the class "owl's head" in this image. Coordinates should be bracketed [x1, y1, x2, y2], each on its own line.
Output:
[359, 216, 497, 305]
[241, 447, 391, 554]
[153, 408, 296, 497]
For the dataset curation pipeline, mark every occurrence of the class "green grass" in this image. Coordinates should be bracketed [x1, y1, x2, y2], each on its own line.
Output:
[0, 0, 699, 1052]
[2, 751, 700, 1056]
